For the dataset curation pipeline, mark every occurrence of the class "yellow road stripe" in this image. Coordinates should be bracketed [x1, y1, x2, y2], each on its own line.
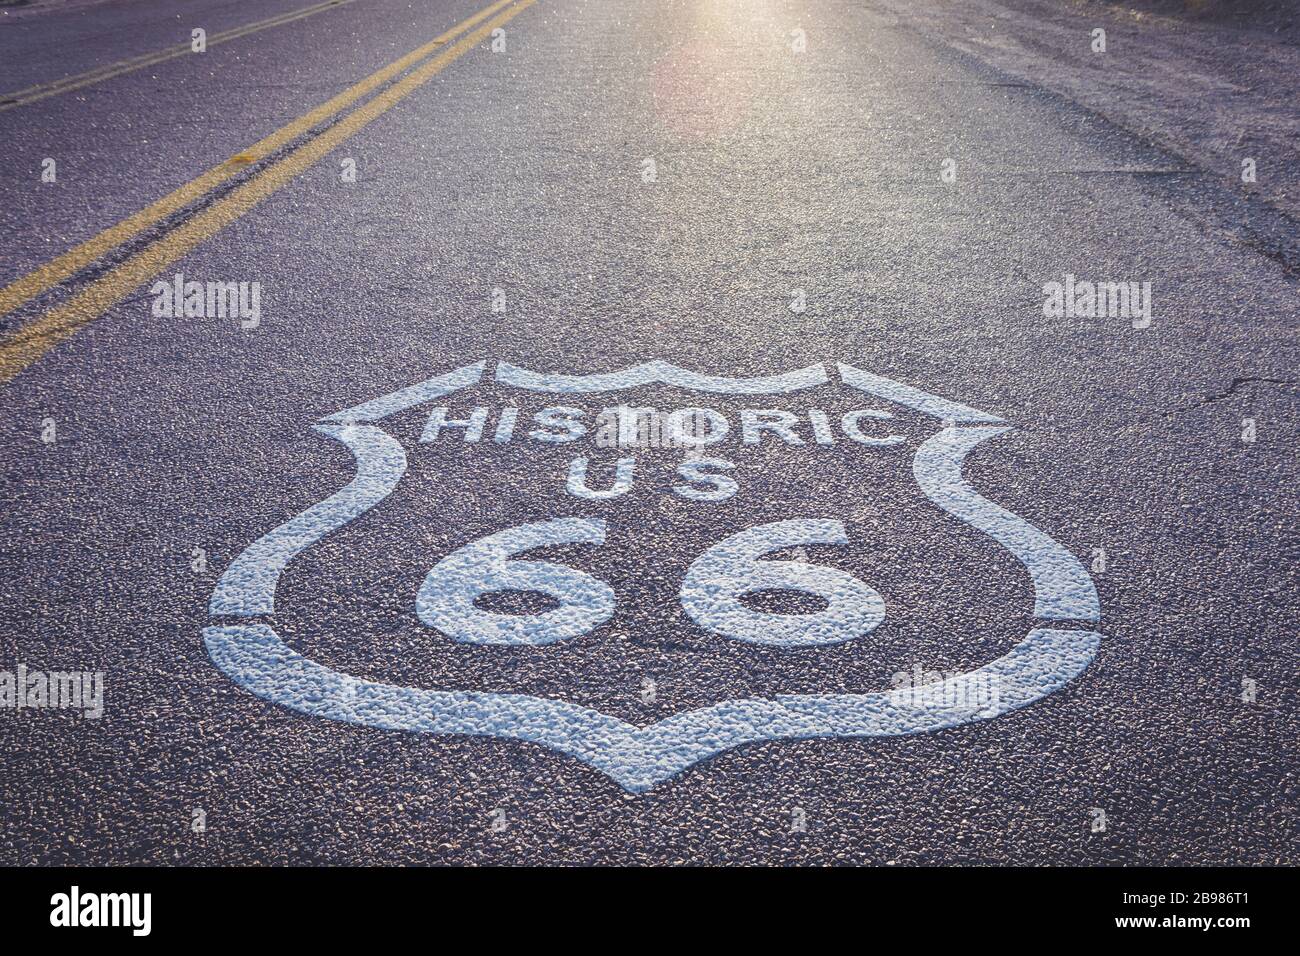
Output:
[0, 0, 535, 387]
[0, 0, 356, 112]
[0, 0, 518, 321]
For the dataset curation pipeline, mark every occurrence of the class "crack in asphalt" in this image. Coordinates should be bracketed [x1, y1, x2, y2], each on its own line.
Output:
[1195, 376, 1300, 406]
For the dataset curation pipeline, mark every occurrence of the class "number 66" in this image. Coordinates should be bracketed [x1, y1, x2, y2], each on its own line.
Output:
[416, 518, 884, 648]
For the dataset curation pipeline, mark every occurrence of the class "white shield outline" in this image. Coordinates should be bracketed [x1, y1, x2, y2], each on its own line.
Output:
[204, 360, 1102, 792]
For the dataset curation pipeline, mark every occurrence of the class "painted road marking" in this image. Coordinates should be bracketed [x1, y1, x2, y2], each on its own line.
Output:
[913, 425, 1099, 620]
[418, 518, 617, 646]
[203, 360, 1104, 791]
[0, 0, 534, 387]
[209, 364, 483, 617]
[0, 0, 520, 328]
[0, 0, 357, 114]
[679, 519, 888, 647]
[495, 360, 830, 394]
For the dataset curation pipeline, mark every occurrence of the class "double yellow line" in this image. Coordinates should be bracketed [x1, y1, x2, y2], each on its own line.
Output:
[0, 0, 534, 386]
[0, 0, 356, 114]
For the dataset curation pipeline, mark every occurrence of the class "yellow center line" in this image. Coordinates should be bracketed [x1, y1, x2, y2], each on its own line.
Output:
[0, 0, 519, 322]
[0, 0, 357, 111]
[0, 0, 536, 387]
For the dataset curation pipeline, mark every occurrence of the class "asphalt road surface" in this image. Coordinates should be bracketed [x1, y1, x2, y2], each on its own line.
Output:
[0, 0, 1296, 865]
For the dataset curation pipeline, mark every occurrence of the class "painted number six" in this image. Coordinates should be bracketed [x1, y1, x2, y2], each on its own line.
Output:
[416, 518, 884, 648]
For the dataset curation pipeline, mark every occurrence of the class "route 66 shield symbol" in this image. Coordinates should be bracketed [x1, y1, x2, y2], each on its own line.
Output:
[204, 360, 1102, 792]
